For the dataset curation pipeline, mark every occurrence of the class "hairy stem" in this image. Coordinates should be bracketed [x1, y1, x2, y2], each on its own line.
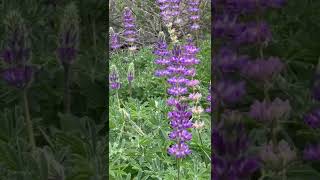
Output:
[64, 65, 71, 113]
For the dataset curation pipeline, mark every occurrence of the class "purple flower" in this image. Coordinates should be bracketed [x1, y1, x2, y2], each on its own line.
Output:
[168, 142, 191, 158]
[188, 0, 200, 31]
[249, 98, 291, 122]
[186, 79, 200, 87]
[235, 22, 272, 45]
[123, 7, 137, 50]
[167, 86, 188, 96]
[260, 140, 296, 169]
[2, 66, 33, 88]
[110, 65, 121, 90]
[57, 3, 79, 66]
[213, 15, 241, 39]
[241, 57, 284, 82]
[167, 97, 179, 106]
[155, 69, 170, 77]
[212, 122, 260, 179]
[127, 62, 134, 83]
[167, 76, 189, 85]
[169, 129, 192, 141]
[215, 47, 249, 74]
[303, 143, 320, 161]
[304, 108, 320, 129]
[216, 80, 246, 105]
[1, 11, 33, 89]
[110, 27, 121, 51]
[153, 36, 170, 57]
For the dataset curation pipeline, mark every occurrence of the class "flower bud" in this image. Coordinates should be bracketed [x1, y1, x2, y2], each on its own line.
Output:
[127, 62, 135, 83]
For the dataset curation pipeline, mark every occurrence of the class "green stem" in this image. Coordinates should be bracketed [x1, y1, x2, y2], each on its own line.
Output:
[129, 82, 132, 97]
[63, 65, 71, 114]
[177, 158, 180, 180]
[116, 90, 121, 110]
[23, 89, 36, 150]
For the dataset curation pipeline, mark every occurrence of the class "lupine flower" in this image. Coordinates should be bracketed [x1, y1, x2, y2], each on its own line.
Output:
[157, 0, 182, 25]
[168, 142, 191, 158]
[303, 143, 320, 161]
[1, 11, 31, 65]
[109, 27, 121, 51]
[304, 108, 320, 129]
[212, 122, 260, 179]
[193, 120, 205, 129]
[157, 0, 171, 24]
[260, 140, 296, 169]
[2, 66, 33, 88]
[167, 97, 179, 106]
[127, 62, 135, 83]
[109, 65, 121, 90]
[154, 32, 170, 78]
[241, 57, 284, 82]
[189, 92, 202, 101]
[167, 103, 193, 158]
[235, 22, 272, 45]
[1, 11, 33, 89]
[191, 106, 204, 114]
[164, 37, 201, 159]
[57, 2, 79, 66]
[213, 15, 241, 39]
[123, 7, 137, 52]
[216, 80, 246, 105]
[215, 47, 249, 74]
[188, 0, 200, 31]
[249, 98, 291, 122]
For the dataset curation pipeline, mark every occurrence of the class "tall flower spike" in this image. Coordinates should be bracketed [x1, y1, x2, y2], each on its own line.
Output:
[123, 7, 137, 52]
[188, 0, 201, 31]
[109, 27, 121, 51]
[57, 2, 79, 66]
[110, 65, 121, 90]
[1, 11, 33, 89]
[154, 31, 170, 77]
[1, 10, 31, 65]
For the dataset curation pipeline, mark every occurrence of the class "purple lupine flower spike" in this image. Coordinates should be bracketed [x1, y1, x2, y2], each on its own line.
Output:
[188, 0, 201, 31]
[2, 66, 33, 88]
[109, 27, 121, 51]
[109, 65, 121, 90]
[154, 32, 170, 78]
[163, 36, 201, 159]
[1, 11, 33, 89]
[123, 7, 137, 52]
[57, 2, 79, 66]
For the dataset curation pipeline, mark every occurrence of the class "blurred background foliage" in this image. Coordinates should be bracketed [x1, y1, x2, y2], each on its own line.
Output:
[0, 0, 107, 179]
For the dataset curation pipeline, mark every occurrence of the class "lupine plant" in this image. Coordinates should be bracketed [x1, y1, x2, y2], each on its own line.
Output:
[57, 2, 79, 114]
[0, 10, 35, 150]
